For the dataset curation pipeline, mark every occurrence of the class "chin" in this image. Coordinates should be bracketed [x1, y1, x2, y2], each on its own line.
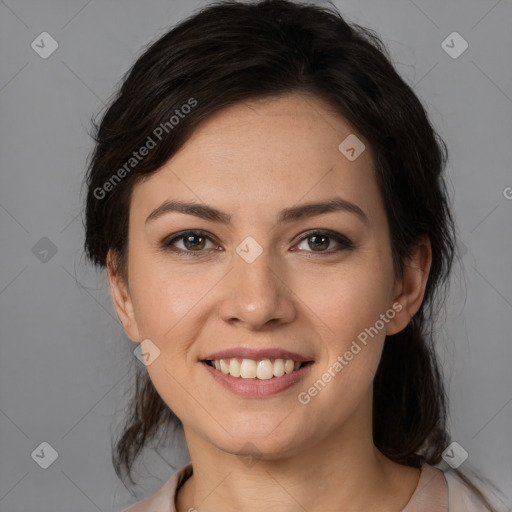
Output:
[210, 424, 310, 460]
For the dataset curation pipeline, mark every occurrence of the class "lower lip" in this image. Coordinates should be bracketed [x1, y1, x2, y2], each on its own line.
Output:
[201, 361, 313, 397]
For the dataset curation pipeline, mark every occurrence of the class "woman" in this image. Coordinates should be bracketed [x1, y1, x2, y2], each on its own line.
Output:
[83, 1, 505, 510]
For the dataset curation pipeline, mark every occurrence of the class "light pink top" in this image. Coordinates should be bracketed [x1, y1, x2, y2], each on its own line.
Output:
[123, 462, 493, 511]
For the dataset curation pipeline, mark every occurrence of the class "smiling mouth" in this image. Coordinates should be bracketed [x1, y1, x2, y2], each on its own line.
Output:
[203, 358, 313, 379]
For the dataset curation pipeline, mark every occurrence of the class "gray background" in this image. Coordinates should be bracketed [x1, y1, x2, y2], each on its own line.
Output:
[0, 0, 511, 510]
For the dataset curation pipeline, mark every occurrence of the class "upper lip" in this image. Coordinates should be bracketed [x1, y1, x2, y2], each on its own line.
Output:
[201, 348, 313, 362]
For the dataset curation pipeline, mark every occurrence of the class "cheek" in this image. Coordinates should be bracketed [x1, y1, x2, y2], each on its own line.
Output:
[293, 259, 393, 339]
[292, 269, 392, 420]
[292, 258, 394, 401]
[127, 249, 225, 350]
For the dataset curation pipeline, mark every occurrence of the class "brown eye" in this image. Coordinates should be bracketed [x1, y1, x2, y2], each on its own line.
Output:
[295, 230, 354, 254]
[305, 234, 330, 251]
[162, 230, 217, 255]
[182, 234, 207, 250]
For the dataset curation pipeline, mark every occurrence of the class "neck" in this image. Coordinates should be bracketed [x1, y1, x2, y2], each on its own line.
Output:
[175, 399, 420, 512]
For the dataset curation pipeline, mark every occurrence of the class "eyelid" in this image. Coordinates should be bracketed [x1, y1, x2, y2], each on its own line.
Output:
[293, 229, 353, 246]
[162, 229, 220, 256]
[293, 229, 355, 255]
[161, 228, 355, 256]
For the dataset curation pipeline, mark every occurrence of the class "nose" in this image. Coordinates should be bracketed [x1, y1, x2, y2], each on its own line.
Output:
[217, 245, 297, 330]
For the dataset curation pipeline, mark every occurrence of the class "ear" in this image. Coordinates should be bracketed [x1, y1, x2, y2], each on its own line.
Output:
[385, 236, 432, 336]
[106, 250, 141, 342]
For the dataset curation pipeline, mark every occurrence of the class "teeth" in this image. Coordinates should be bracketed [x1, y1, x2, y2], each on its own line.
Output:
[220, 359, 230, 374]
[273, 358, 285, 377]
[229, 358, 241, 377]
[240, 359, 257, 378]
[256, 359, 274, 380]
[209, 358, 306, 379]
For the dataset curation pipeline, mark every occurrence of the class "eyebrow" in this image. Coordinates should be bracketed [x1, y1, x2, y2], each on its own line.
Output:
[145, 197, 369, 226]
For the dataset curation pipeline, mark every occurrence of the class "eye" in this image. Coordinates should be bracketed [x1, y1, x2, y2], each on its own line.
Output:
[160, 229, 354, 257]
[294, 230, 354, 254]
[162, 230, 218, 256]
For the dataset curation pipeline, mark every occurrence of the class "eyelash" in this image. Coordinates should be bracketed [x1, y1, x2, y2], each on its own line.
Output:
[160, 229, 355, 258]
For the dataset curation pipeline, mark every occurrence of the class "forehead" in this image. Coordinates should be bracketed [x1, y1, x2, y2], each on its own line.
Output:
[130, 93, 383, 228]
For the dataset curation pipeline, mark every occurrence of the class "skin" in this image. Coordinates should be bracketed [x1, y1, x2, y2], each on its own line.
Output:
[108, 93, 432, 512]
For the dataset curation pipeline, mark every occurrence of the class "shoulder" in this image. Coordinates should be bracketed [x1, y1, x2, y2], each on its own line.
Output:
[122, 463, 193, 512]
[403, 463, 501, 512]
[443, 468, 504, 512]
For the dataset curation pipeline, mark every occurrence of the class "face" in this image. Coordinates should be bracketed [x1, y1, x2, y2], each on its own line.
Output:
[109, 93, 428, 459]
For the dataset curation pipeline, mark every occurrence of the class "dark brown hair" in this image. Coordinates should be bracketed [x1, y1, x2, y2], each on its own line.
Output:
[83, 0, 500, 508]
